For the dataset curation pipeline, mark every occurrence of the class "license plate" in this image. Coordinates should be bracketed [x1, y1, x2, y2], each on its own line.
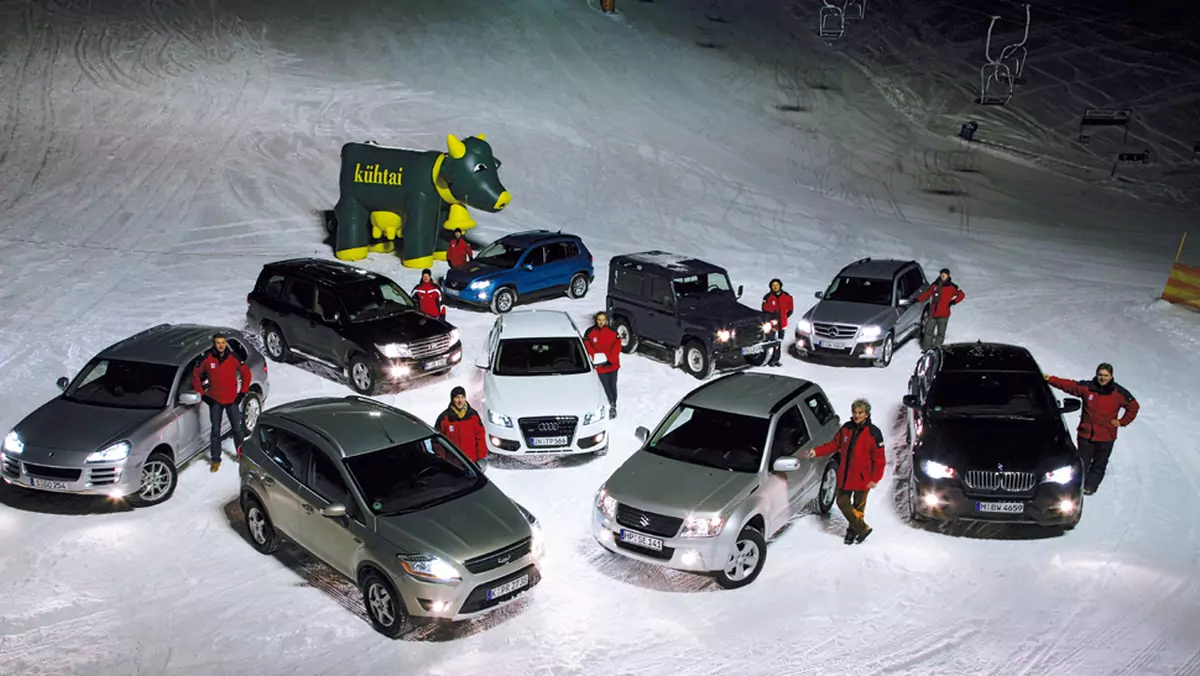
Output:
[741, 344, 764, 355]
[619, 529, 664, 551]
[976, 501, 1024, 514]
[445, 287, 459, 297]
[529, 436, 568, 447]
[815, 339, 850, 349]
[486, 574, 529, 600]
[424, 357, 449, 370]
[29, 477, 69, 490]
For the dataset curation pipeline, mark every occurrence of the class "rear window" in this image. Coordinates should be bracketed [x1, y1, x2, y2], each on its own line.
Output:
[257, 272, 287, 300]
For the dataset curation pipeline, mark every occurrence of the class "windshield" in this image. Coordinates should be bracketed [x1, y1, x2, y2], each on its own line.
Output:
[493, 337, 591, 376]
[64, 358, 177, 409]
[927, 371, 1057, 416]
[673, 272, 734, 298]
[344, 435, 486, 516]
[475, 241, 526, 269]
[340, 279, 413, 321]
[644, 405, 769, 473]
[822, 276, 892, 305]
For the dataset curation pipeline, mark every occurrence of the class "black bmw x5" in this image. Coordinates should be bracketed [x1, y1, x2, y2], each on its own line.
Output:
[902, 341, 1085, 530]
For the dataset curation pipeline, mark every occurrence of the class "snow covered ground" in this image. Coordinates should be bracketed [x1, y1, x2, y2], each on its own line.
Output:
[1, 0, 1198, 674]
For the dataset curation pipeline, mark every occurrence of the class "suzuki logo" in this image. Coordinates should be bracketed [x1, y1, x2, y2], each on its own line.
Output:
[638, 514, 651, 528]
[497, 554, 511, 565]
[537, 422, 559, 432]
[997, 464, 1004, 471]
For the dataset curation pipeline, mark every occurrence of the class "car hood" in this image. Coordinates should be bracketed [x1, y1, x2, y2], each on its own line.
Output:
[12, 398, 158, 460]
[677, 296, 769, 328]
[485, 372, 606, 418]
[346, 312, 454, 344]
[807, 300, 894, 327]
[921, 415, 1076, 471]
[446, 261, 508, 283]
[605, 450, 758, 515]
[373, 482, 531, 563]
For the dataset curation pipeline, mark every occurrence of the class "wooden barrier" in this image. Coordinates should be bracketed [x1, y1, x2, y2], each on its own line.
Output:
[1161, 233, 1199, 311]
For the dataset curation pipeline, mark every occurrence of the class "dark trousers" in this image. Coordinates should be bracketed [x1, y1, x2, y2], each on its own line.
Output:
[836, 489, 871, 534]
[209, 402, 245, 462]
[768, 328, 786, 364]
[1078, 438, 1115, 491]
[597, 370, 618, 406]
[921, 316, 950, 350]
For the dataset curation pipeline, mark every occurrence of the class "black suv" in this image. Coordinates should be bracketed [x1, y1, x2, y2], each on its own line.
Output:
[605, 251, 780, 379]
[246, 258, 462, 395]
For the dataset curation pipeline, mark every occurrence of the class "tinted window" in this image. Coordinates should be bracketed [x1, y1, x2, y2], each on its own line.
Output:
[902, 268, 925, 298]
[475, 241, 526, 268]
[226, 338, 249, 362]
[770, 406, 810, 460]
[822, 275, 891, 305]
[344, 435, 485, 516]
[645, 405, 769, 473]
[649, 277, 674, 306]
[525, 246, 549, 267]
[258, 426, 313, 479]
[310, 450, 352, 506]
[614, 269, 644, 296]
[564, 241, 580, 258]
[927, 371, 1057, 416]
[673, 272, 733, 297]
[64, 359, 177, 409]
[339, 279, 412, 322]
[286, 279, 316, 310]
[804, 393, 836, 426]
[544, 242, 572, 264]
[259, 273, 286, 299]
[494, 338, 590, 376]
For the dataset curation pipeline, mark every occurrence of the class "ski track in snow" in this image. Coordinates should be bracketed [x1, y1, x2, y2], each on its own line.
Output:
[0, 0, 1198, 674]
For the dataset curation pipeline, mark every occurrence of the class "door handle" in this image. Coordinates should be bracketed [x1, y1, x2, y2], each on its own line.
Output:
[303, 504, 314, 513]
[261, 476, 275, 486]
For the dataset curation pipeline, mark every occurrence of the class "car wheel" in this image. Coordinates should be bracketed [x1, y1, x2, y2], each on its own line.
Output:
[873, 332, 894, 368]
[567, 273, 589, 299]
[240, 390, 263, 433]
[745, 349, 769, 367]
[713, 525, 767, 589]
[682, 340, 714, 380]
[242, 494, 281, 554]
[261, 323, 291, 363]
[361, 570, 416, 638]
[611, 316, 638, 354]
[490, 287, 517, 314]
[348, 355, 382, 396]
[816, 462, 838, 515]
[127, 451, 177, 507]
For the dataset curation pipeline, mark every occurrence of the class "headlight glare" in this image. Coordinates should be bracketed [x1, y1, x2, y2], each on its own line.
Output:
[447, 328, 460, 345]
[716, 329, 734, 343]
[583, 403, 607, 425]
[595, 486, 617, 519]
[761, 321, 774, 333]
[3, 431, 24, 455]
[468, 280, 492, 290]
[857, 325, 883, 341]
[397, 554, 461, 582]
[794, 319, 811, 334]
[86, 441, 131, 463]
[376, 343, 413, 359]
[1042, 465, 1076, 484]
[922, 460, 957, 479]
[680, 514, 724, 538]
[487, 409, 513, 428]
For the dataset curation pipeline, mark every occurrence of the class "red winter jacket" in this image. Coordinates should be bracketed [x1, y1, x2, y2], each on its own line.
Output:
[917, 280, 965, 319]
[412, 281, 446, 319]
[812, 419, 886, 491]
[447, 238, 473, 268]
[436, 405, 487, 462]
[191, 349, 252, 406]
[1047, 376, 1139, 443]
[761, 291, 794, 329]
[584, 325, 621, 374]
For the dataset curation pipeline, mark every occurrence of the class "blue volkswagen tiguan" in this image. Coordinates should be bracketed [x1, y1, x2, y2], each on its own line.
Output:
[443, 230, 595, 314]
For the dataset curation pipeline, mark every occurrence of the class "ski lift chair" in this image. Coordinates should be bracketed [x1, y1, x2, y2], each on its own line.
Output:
[843, 0, 866, 21]
[818, 0, 844, 39]
[976, 16, 1012, 105]
[997, 4, 1031, 85]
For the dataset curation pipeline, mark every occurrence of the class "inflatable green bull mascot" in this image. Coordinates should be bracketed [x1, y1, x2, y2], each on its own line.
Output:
[330, 134, 511, 268]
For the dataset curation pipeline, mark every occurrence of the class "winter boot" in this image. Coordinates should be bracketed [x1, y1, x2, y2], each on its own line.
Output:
[609, 404, 617, 419]
[855, 527, 874, 544]
[210, 460, 221, 473]
[843, 527, 856, 545]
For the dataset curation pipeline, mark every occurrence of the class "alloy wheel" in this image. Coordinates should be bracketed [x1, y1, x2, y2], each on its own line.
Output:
[265, 331, 282, 357]
[247, 506, 268, 545]
[352, 362, 372, 392]
[820, 466, 837, 509]
[368, 582, 396, 627]
[139, 460, 172, 502]
[723, 538, 761, 582]
[243, 396, 261, 431]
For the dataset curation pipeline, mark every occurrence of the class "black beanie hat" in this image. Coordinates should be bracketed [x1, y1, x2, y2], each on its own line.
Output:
[940, 268, 951, 276]
[422, 268, 432, 277]
[450, 386, 466, 399]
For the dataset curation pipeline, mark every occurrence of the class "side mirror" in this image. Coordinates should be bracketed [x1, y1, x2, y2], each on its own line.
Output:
[1059, 398, 1081, 413]
[901, 394, 919, 409]
[522, 264, 533, 271]
[320, 503, 347, 518]
[325, 312, 341, 324]
[474, 354, 490, 370]
[813, 291, 824, 299]
[772, 456, 801, 472]
[635, 426, 650, 443]
[56, 376, 69, 391]
[898, 298, 912, 307]
[736, 285, 744, 298]
[178, 391, 203, 406]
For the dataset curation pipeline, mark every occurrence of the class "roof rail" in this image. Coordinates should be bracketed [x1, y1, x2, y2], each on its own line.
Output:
[851, 256, 872, 266]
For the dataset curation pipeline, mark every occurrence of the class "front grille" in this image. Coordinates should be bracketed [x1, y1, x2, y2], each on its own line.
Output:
[964, 470, 1038, 492]
[22, 463, 82, 482]
[1, 455, 20, 479]
[812, 322, 858, 340]
[88, 467, 119, 486]
[615, 539, 675, 560]
[445, 278, 466, 291]
[615, 503, 683, 538]
[459, 564, 541, 615]
[463, 536, 533, 574]
[409, 333, 454, 359]
[732, 323, 766, 349]
[517, 416, 578, 448]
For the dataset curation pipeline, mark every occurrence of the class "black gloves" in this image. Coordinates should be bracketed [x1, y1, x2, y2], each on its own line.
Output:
[201, 394, 216, 406]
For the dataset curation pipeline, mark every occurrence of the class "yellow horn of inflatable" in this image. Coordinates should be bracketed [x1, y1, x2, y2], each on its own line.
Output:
[447, 134, 466, 159]
[476, 133, 487, 141]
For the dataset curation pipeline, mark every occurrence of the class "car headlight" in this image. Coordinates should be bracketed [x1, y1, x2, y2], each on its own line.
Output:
[716, 329, 734, 343]
[583, 403, 607, 425]
[921, 460, 957, 479]
[469, 280, 492, 290]
[595, 486, 617, 519]
[487, 409, 513, 428]
[397, 554, 461, 583]
[857, 325, 883, 341]
[447, 328, 460, 345]
[377, 343, 413, 359]
[680, 514, 724, 538]
[761, 321, 775, 334]
[1042, 465, 1076, 484]
[3, 431, 24, 455]
[86, 441, 131, 463]
[514, 502, 544, 557]
[794, 319, 811, 334]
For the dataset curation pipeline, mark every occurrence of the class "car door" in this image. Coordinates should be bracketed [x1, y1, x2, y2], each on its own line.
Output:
[540, 241, 574, 289]
[908, 350, 939, 443]
[289, 447, 366, 577]
[306, 286, 348, 363]
[278, 277, 318, 356]
[255, 424, 313, 538]
[767, 404, 814, 516]
[642, 276, 678, 343]
[170, 357, 206, 462]
[802, 390, 841, 487]
[516, 245, 551, 294]
[895, 267, 925, 338]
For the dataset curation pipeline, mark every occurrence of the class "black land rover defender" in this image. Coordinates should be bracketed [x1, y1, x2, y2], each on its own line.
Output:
[605, 252, 780, 379]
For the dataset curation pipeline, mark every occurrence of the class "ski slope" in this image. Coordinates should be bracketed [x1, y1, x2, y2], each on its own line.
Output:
[0, 0, 1197, 674]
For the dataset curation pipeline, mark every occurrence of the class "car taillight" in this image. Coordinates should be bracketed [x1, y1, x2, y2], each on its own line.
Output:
[263, 363, 268, 372]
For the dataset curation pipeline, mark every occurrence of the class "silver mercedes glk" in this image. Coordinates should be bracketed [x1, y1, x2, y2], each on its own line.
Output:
[238, 396, 543, 638]
[1, 324, 270, 506]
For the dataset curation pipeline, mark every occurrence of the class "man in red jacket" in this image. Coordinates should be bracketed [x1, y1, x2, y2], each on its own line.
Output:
[435, 386, 488, 470]
[412, 269, 447, 319]
[446, 228, 474, 269]
[761, 278, 794, 367]
[584, 311, 621, 418]
[807, 399, 886, 544]
[917, 268, 966, 350]
[190, 333, 252, 472]
[1045, 362, 1138, 495]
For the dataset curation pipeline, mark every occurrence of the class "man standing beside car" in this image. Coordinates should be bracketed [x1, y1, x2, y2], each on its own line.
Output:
[917, 268, 965, 350]
[435, 386, 488, 472]
[446, 228, 474, 269]
[584, 311, 622, 419]
[761, 278, 793, 367]
[1044, 363, 1138, 495]
[807, 399, 885, 545]
[412, 268, 447, 320]
[191, 333, 252, 472]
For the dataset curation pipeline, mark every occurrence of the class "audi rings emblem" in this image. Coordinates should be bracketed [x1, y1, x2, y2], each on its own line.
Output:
[537, 422, 560, 432]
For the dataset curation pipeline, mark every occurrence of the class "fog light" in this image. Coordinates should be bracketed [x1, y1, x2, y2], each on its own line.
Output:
[388, 364, 411, 378]
[490, 436, 503, 446]
[600, 529, 614, 543]
[431, 600, 451, 613]
[592, 432, 605, 443]
[1056, 498, 1077, 514]
[106, 489, 126, 500]
[477, 292, 488, 300]
[863, 346, 875, 356]
[922, 492, 943, 508]
[680, 550, 700, 566]
[451, 350, 462, 362]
